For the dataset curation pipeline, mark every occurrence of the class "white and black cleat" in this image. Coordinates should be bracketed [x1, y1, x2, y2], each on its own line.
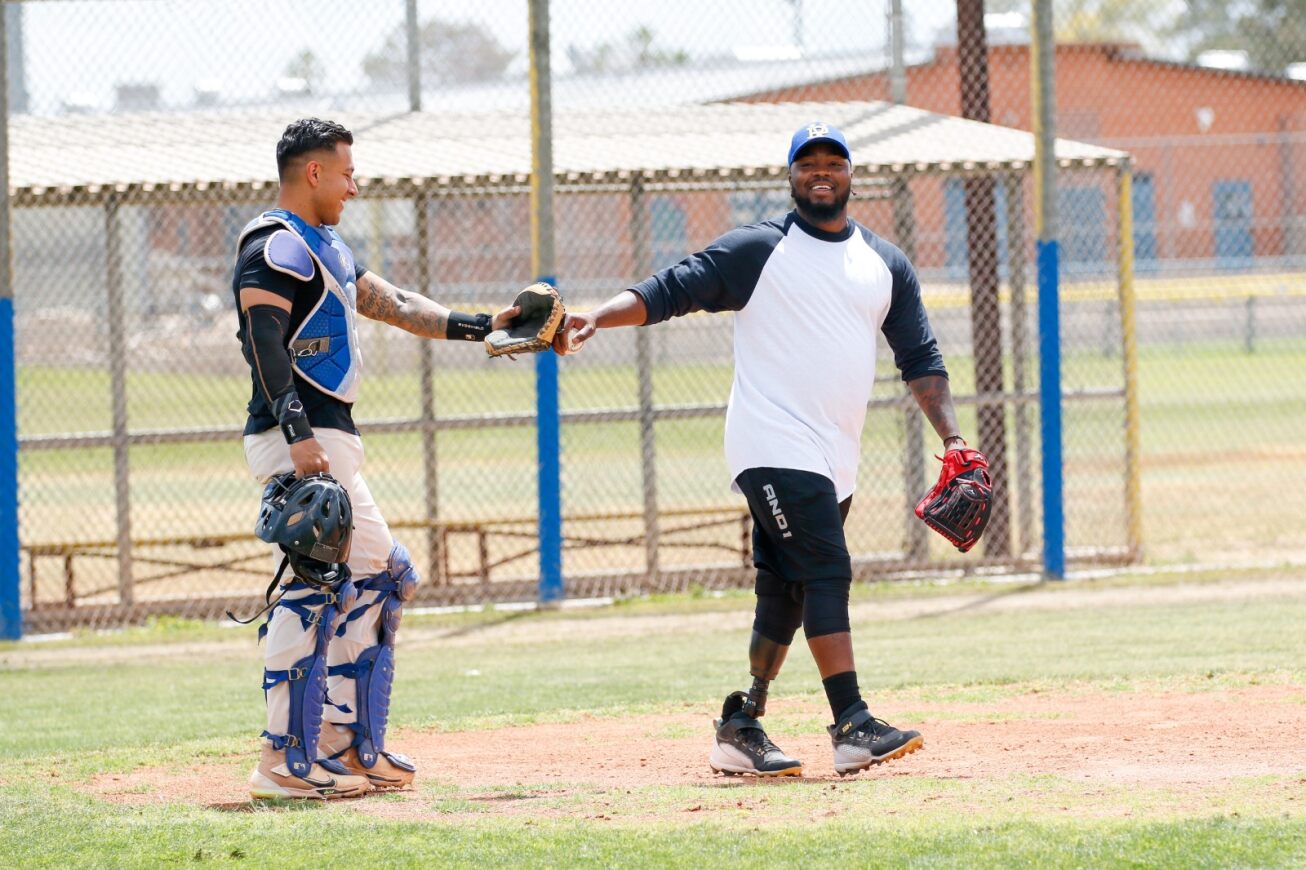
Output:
[828, 706, 923, 776]
[709, 711, 803, 777]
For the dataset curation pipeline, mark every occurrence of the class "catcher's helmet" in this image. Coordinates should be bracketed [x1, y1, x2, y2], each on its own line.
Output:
[283, 548, 350, 589]
[255, 472, 353, 569]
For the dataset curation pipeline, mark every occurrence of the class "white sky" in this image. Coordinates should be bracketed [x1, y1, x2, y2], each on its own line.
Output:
[18, 0, 962, 113]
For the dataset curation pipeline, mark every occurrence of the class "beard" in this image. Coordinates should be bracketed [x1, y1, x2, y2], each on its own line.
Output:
[790, 183, 851, 223]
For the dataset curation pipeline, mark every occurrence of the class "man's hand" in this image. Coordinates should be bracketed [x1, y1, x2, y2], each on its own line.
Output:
[492, 304, 522, 331]
[484, 283, 565, 358]
[289, 437, 330, 477]
[551, 290, 648, 356]
[553, 311, 597, 356]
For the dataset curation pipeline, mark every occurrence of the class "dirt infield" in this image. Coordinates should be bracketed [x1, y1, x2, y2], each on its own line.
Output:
[85, 683, 1306, 820]
[66, 577, 1306, 822]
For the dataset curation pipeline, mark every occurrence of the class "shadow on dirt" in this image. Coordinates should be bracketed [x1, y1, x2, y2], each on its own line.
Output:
[908, 581, 1048, 620]
[209, 797, 332, 813]
[429, 609, 536, 641]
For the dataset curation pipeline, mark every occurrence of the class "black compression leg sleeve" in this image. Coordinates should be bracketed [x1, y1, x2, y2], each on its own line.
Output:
[752, 569, 804, 645]
[802, 576, 852, 638]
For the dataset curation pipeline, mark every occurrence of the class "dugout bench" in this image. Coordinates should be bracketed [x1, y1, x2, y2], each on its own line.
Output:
[22, 505, 753, 615]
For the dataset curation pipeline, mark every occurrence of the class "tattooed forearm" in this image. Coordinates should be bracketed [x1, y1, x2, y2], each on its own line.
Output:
[907, 375, 964, 444]
[356, 272, 451, 339]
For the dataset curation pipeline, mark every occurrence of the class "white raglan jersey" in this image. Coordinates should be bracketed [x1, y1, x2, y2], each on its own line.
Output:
[630, 210, 947, 501]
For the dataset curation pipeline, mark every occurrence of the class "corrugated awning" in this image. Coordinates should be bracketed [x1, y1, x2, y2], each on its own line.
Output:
[10, 100, 1128, 205]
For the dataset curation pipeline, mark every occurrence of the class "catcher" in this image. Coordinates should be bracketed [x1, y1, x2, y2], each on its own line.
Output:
[555, 122, 991, 777]
[234, 118, 520, 800]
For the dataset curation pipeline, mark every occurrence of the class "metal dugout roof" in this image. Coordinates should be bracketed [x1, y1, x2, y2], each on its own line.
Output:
[10, 100, 1128, 206]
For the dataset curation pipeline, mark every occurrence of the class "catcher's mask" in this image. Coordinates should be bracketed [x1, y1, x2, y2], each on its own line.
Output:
[255, 472, 353, 584]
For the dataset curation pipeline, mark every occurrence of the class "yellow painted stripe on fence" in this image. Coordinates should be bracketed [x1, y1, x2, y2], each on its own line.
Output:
[1118, 169, 1143, 558]
[923, 272, 1306, 309]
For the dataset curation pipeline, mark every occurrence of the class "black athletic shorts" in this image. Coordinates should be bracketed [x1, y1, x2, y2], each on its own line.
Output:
[735, 467, 852, 585]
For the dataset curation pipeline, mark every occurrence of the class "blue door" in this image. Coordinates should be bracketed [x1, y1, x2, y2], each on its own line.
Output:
[944, 178, 1008, 281]
[1132, 172, 1157, 270]
[1212, 180, 1254, 268]
[944, 178, 968, 280]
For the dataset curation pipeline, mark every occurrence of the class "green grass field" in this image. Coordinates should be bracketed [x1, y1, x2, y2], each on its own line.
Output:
[4, 567, 1306, 867]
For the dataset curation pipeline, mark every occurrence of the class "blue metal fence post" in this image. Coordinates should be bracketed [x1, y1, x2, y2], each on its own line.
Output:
[535, 278, 563, 603]
[0, 297, 18, 641]
[1037, 241, 1064, 578]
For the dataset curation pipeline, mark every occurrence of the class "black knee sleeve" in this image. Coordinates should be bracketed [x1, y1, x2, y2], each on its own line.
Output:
[752, 569, 804, 645]
[802, 575, 852, 638]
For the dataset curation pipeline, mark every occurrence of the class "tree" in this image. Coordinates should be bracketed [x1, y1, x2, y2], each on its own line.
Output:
[1169, 0, 1306, 74]
[363, 18, 514, 88]
[567, 25, 689, 75]
[284, 50, 323, 86]
[1056, 0, 1167, 43]
[984, 0, 1175, 53]
[987, 0, 1305, 72]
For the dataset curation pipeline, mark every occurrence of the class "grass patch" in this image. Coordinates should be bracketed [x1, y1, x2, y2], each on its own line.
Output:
[0, 785, 1303, 868]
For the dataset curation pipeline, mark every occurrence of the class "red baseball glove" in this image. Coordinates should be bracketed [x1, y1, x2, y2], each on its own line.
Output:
[914, 447, 992, 553]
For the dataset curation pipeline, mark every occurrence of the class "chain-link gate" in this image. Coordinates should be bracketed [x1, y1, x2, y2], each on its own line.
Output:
[3, 0, 1301, 635]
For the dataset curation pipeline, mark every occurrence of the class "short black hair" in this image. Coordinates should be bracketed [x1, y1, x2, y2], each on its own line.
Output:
[276, 118, 353, 180]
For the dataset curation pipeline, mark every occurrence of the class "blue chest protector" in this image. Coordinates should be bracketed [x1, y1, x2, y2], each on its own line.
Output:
[236, 209, 362, 403]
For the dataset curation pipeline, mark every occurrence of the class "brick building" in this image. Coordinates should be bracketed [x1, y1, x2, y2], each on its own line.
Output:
[748, 43, 1306, 273]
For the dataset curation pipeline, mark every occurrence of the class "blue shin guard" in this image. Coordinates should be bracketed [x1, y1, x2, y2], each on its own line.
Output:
[260, 578, 357, 778]
[328, 542, 419, 771]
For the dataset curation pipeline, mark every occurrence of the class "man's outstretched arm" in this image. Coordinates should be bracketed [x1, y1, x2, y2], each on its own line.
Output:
[356, 271, 520, 341]
[554, 290, 648, 354]
[555, 222, 782, 355]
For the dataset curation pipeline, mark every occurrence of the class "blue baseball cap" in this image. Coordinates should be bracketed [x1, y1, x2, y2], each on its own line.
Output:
[787, 122, 851, 166]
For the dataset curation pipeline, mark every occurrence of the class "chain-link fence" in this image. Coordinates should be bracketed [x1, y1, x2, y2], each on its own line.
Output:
[4, 0, 1302, 633]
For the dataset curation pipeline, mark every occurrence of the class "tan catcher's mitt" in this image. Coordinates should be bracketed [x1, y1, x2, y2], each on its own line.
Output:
[914, 447, 993, 553]
[484, 283, 565, 358]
